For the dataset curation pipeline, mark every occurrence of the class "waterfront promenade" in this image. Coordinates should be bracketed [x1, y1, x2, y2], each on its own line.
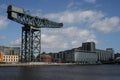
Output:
[0, 63, 80, 67]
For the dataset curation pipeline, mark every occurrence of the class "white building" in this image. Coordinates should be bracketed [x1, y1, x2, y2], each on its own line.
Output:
[49, 42, 114, 64]
[96, 48, 114, 62]
[74, 51, 97, 64]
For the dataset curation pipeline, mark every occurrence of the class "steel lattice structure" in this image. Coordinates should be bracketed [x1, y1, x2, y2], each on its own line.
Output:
[7, 5, 63, 62]
[21, 26, 41, 62]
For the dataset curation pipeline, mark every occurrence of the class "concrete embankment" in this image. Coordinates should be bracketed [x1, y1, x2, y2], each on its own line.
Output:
[0, 63, 78, 67]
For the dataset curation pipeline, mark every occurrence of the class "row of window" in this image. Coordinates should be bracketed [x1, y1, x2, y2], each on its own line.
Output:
[1, 55, 19, 62]
[4, 56, 18, 58]
[3, 59, 19, 62]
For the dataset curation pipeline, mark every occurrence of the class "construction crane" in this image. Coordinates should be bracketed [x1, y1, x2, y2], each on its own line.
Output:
[7, 5, 63, 62]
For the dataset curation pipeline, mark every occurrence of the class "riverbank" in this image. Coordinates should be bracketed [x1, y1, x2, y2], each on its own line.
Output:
[0, 62, 99, 67]
[0, 62, 117, 67]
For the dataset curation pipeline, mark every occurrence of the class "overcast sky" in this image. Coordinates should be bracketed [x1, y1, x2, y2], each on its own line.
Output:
[0, 0, 120, 53]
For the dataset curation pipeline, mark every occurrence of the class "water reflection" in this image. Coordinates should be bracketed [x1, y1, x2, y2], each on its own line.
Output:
[19, 67, 37, 80]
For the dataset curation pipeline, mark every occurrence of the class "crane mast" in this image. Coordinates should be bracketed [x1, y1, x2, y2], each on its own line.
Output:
[7, 5, 63, 62]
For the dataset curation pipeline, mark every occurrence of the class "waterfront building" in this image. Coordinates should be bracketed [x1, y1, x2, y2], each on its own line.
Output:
[48, 42, 114, 64]
[82, 42, 96, 52]
[0, 46, 20, 63]
[3, 55, 19, 63]
[96, 48, 114, 62]
[0, 52, 4, 62]
[74, 51, 97, 64]
[115, 53, 120, 59]
[0, 46, 20, 55]
[63, 50, 74, 63]
[49, 49, 97, 64]
[0, 52, 19, 63]
[40, 54, 52, 63]
[49, 52, 65, 63]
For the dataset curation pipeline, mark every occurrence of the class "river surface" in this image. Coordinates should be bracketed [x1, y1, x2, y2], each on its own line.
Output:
[0, 64, 120, 80]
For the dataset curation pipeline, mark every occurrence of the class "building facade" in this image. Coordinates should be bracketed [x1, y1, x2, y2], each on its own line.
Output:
[0, 46, 20, 55]
[74, 51, 97, 64]
[96, 48, 114, 62]
[115, 53, 120, 59]
[0, 46, 20, 63]
[2, 55, 19, 63]
[82, 42, 96, 52]
[0, 52, 19, 63]
[40, 54, 52, 63]
[48, 42, 114, 64]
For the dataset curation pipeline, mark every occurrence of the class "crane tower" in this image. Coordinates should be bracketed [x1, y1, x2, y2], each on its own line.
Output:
[7, 5, 63, 62]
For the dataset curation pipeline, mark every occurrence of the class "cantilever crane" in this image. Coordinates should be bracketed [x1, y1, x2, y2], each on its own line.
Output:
[7, 5, 63, 62]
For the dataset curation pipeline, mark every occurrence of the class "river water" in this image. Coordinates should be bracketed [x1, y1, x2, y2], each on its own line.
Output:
[0, 64, 120, 80]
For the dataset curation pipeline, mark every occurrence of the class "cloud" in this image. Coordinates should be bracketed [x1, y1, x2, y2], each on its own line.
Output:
[84, 0, 96, 3]
[0, 16, 8, 30]
[66, 1, 80, 10]
[67, 2, 74, 9]
[41, 27, 97, 52]
[90, 17, 120, 33]
[45, 10, 104, 24]
[45, 10, 120, 33]
[10, 38, 21, 46]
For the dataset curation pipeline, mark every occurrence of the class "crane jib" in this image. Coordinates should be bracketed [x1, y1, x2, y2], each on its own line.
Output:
[7, 5, 63, 28]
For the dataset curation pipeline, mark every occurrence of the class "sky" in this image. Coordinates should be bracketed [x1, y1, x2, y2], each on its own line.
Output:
[0, 0, 120, 53]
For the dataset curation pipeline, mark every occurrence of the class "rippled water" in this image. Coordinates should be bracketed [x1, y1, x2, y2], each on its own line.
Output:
[0, 65, 120, 80]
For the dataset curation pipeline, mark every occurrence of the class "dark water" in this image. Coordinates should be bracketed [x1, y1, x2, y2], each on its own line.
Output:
[0, 65, 120, 80]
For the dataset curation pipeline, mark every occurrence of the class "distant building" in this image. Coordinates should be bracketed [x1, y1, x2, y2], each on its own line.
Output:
[114, 53, 120, 63]
[63, 50, 74, 63]
[74, 51, 97, 64]
[82, 42, 96, 52]
[0, 46, 20, 55]
[0, 52, 19, 63]
[115, 53, 120, 58]
[48, 42, 114, 64]
[49, 52, 65, 63]
[96, 48, 114, 62]
[49, 49, 97, 64]
[0, 46, 20, 63]
[0, 52, 4, 62]
[40, 54, 52, 63]
[2, 55, 19, 63]
[82, 42, 114, 63]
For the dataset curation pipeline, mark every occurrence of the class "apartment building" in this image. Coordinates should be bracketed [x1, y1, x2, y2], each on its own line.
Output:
[0, 52, 19, 63]
[0, 46, 20, 55]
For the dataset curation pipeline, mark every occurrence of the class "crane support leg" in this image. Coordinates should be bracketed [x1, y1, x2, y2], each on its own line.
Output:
[21, 26, 41, 62]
